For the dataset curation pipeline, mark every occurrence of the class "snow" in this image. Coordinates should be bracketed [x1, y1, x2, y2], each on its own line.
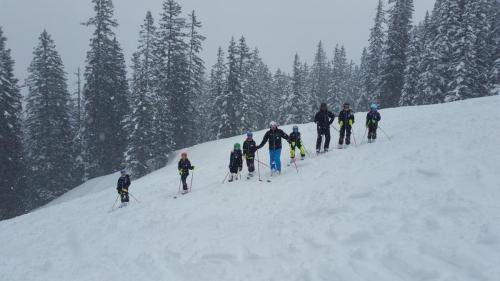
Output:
[2, 96, 500, 281]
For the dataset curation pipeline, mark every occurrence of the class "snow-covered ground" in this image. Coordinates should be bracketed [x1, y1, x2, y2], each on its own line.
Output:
[1, 96, 500, 281]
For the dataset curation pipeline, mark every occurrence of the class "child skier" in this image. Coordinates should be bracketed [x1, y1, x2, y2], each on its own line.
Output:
[178, 152, 195, 194]
[366, 103, 381, 143]
[243, 131, 257, 178]
[338, 102, 355, 148]
[116, 169, 131, 207]
[289, 125, 306, 163]
[229, 143, 243, 182]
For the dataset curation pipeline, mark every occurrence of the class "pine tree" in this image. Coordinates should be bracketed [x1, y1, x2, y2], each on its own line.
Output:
[247, 49, 273, 129]
[400, 22, 424, 106]
[156, 0, 191, 149]
[356, 48, 370, 109]
[81, 0, 130, 178]
[187, 10, 206, 144]
[0, 27, 26, 219]
[209, 47, 228, 139]
[25, 30, 76, 203]
[379, 0, 414, 108]
[491, 0, 500, 94]
[125, 11, 157, 178]
[288, 54, 310, 124]
[238, 37, 253, 130]
[328, 45, 348, 111]
[310, 41, 330, 107]
[366, 0, 386, 104]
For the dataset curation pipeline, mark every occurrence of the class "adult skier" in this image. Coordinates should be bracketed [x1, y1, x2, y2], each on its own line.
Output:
[116, 169, 131, 207]
[243, 131, 257, 178]
[256, 121, 289, 175]
[366, 103, 381, 143]
[338, 102, 355, 148]
[178, 152, 195, 194]
[314, 102, 335, 153]
[229, 143, 243, 182]
[289, 125, 306, 163]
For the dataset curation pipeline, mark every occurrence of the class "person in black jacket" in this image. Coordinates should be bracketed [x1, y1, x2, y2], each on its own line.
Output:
[178, 152, 195, 193]
[229, 143, 243, 182]
[117, 169, 131, 207]
[338, 102, 355, 148]
[256, 121, 289, 175]
[243, 131, 257, 177]
[314, 103, 335, 153]
[366, 103, 381, 143]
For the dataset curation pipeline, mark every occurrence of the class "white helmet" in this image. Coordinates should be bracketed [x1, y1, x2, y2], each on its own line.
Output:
[269, 121, 277, 128]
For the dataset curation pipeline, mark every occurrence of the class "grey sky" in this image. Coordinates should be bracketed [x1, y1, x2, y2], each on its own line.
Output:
[0, 0, 435, 93]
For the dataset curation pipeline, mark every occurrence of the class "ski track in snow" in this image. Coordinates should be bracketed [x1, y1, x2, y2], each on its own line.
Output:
[1, 96, 500, 281]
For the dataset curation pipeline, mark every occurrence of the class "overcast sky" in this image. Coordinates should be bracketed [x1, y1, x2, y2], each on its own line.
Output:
[0, 0, 435, 94]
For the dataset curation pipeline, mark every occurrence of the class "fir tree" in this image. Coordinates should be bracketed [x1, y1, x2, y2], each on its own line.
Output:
[81, 0, 130, 178]
[356, 48, 370, 109]
[400, 23, 425, 106]
[310, 41, 330, 107]
[125, 11, 157, 178]
[289, 54, 310, 124]
[0, 27, 26, 219]
[379, 0, 414, 108]
[328, 45, 348, 111]
[366, 0, 386, 104]
[156, 0, 191, 149]
[25, 30, 76, 203]
[209, 47, 228, 139]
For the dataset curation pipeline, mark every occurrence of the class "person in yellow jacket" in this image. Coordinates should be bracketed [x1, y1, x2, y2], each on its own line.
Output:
[338, 102, 355, 148]
[289, 125, 306, 163]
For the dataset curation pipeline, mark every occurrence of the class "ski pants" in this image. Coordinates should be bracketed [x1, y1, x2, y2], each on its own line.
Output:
[269, 148, 282, 172]
[229, 166, 241, 174]
[181, 174, 189, 190]
[316, 127, 331, 151]
[119, 188, 129, 203]
[368, 125, 377, 140]
[339, 125, 352, 145]
[290, 141, 305, 159]
[246, 157, 255, 173]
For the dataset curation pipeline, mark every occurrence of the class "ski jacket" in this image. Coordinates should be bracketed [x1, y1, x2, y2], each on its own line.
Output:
[229, 149, 243, 169]
[257, 129, 289, 150]
[338, 109, 355, 127]
[243, 139, 257, 159]
[289, 132, 303, 145]
[178, 159, 194, 176]
[117, 175, 131, 193]
[314, 110, 335, 129]
[366, 111, 381, 127]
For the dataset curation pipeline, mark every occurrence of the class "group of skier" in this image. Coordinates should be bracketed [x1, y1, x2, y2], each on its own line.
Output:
[115, 102, 382, 205]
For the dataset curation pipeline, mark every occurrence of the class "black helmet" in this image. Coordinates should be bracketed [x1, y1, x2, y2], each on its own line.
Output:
[320, 102, 327, 110]
[343, 102, 350, 108]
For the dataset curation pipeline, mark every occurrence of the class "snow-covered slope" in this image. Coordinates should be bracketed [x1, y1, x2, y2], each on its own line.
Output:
[2, 96, 500, 281]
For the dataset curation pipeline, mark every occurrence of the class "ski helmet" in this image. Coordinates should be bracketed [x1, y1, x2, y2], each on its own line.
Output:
[120, 169, 127, 175]
[293, 125, 299, 132]
[269, 121, 277, 128]
[370, 103, 378, 110]
[234, 143, 241, 150]
[181, 152, 188, 157]
[320, 102, 327, 110]
[343, 102, 350, 108]
[246, 131, 253, 137]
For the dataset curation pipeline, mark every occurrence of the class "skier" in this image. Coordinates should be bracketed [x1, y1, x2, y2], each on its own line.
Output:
[229, 143, 243, 182]
[178, 152, 195, 194]
[338, 102, 355, 148]
[243, 131, 257, 178]
[256, 121, 289, 175]
[289, 125, 306, 163]
[314, 102, 335, 153]
[366, 103, 381, 143]
[116, 169, 131, 207]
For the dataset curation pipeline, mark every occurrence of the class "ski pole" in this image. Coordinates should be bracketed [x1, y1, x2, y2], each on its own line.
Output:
[351, 130, 358, 147]
[129, 193, 141, 203]
[257, 159, 270, 168]
[110, 194, 120, 211]
[190, 171, 194, 192]
[361, 127, 368, 145]
[330, 125, 340, 133]
[178, 178, 181, 193]
[256, 150, 262, 181]
[221, 171, 229, 184]
[292, 158, 299, 174]
[378, 126, 392, 141]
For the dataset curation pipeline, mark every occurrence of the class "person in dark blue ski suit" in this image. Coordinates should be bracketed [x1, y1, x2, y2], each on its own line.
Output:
[178, 152, 195, 193]
[338, 102, 355, 147]
[366, 103, 381, 143]
[229, 143, 243, 182]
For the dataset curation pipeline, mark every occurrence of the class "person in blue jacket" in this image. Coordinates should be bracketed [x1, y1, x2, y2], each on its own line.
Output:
[116, 169, 131, 207]
[366, 103, 381, 143]
[338, 102, 355, 148]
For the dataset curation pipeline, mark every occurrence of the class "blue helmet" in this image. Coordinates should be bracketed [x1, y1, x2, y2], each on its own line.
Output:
[292, 125, 299, 133]
[370, 103, 378, 111]
[246, 131, 253, 137]
[120, 169, 127, 175]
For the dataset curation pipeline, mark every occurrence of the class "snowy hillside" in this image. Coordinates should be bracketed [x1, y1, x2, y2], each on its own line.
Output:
[1, 96, 500, 281]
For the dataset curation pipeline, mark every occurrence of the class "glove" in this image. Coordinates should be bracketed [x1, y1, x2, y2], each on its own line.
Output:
[238, 167, 242, 172]
[291, 141, 296, 147]
[349, 120, 353, 126]
[179, 169, 183, 175]
[339, 121, 344, 128]
[191, 166, 195, 170]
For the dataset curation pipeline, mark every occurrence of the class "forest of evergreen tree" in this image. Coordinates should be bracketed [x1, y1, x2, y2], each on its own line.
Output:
[0, 0, 498, 219]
